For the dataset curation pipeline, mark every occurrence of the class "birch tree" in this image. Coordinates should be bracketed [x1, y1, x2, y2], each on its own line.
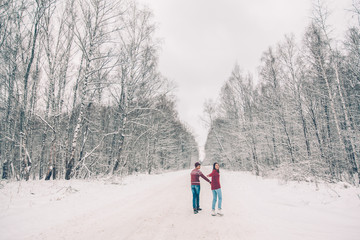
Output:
[111, 2, 161, 174]
[66, 0, 120, 179]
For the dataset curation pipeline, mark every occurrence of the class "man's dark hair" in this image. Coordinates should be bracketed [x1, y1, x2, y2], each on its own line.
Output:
[195, 162, 201, 167]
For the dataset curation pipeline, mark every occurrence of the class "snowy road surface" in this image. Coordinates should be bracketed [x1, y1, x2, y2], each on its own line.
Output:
[1, 167, 360, 240]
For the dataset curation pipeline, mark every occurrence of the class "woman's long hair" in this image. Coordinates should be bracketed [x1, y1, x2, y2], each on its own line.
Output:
[213, 162, 220, 173]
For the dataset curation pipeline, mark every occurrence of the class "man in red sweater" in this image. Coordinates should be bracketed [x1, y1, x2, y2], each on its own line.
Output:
[190, 162, 211, 214]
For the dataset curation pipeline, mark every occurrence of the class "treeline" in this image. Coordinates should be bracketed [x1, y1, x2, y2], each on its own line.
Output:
[0, 0, 198, 180]
[205, 1, 360, 184]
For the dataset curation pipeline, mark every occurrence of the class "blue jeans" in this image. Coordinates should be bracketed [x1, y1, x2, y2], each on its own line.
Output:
[191, 185, 200, 209]
[212, 188, 222, 210]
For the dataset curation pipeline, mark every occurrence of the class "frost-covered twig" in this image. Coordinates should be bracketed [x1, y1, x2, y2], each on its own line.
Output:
[35, 114, 56, 133]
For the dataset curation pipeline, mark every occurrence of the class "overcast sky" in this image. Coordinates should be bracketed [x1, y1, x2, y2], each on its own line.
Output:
[136, 0, 354, 160]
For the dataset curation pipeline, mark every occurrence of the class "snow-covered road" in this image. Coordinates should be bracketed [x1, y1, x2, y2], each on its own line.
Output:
[1, 167, 360, 240]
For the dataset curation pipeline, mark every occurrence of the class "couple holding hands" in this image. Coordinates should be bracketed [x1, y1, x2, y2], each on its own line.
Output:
[190, 162, 223, 216]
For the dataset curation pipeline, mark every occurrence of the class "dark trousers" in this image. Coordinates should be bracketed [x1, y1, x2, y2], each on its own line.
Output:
[191, 185, 200, 209]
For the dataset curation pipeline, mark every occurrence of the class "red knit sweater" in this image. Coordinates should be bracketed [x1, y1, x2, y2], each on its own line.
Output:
[208, 169, 221, 190]
[190, 168, 210, 185]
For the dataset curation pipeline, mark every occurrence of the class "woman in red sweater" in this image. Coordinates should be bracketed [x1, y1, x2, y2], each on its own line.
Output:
[207, 162, 223, 216]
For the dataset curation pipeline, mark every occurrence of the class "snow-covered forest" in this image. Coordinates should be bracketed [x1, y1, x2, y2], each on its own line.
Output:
[0, 0, 198, 181]
[1, 1, 360, 239]
[205, 1, 360, 185]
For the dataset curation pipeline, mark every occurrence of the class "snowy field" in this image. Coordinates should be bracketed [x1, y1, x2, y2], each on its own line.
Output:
[1, 166, 360, 240]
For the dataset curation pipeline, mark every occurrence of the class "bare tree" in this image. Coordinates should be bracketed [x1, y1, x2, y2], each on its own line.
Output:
[66, 0, 121, 179]
[112, 2, 161, 174]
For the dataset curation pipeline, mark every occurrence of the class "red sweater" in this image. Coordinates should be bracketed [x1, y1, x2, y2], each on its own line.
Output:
[191, 169, 210, 185]
[208, 169, 221, 190]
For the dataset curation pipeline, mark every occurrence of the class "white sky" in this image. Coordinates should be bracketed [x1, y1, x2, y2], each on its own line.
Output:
[136, 0, 355, 160]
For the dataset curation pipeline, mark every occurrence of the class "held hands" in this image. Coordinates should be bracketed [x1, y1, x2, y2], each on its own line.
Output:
[207, 175, 211, 184]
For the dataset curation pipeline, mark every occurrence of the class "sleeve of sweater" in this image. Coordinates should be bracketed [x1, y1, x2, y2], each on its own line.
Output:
[199, 171, 211, 182]
[208, 169, 215, 177]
